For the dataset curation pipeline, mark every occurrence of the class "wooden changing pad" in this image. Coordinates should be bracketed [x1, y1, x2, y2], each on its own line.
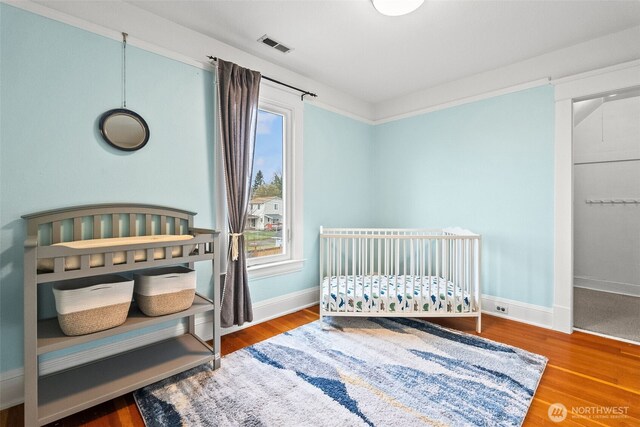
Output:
[37, 235, 195, 271]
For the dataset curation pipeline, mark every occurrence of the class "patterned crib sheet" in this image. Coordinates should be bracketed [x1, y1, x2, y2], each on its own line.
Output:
[322, 275, 473, 313]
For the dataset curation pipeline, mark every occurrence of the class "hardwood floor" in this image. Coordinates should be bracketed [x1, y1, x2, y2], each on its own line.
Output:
[1, 306, 638, 426]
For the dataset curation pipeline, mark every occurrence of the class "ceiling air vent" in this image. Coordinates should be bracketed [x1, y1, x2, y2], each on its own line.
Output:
[258, 34, 293, 54]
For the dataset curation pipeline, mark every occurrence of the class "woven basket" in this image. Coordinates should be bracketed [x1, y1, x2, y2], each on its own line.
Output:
[57, 302, 130, 336]
[135, 289, 195, 317]
[53, 275, 133, 336]
[134, 266, 196, 317]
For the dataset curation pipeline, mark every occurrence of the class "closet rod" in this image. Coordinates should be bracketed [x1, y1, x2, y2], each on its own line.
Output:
[574, 158, 640, 166]
[585, 199, 640, 204]
[207, 56, 318, 101]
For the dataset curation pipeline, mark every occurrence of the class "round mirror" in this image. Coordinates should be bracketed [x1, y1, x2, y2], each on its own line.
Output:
[99, 109, 149, 151]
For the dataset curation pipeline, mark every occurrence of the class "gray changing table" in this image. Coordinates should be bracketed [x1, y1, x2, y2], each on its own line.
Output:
[22, 204, 221, 426]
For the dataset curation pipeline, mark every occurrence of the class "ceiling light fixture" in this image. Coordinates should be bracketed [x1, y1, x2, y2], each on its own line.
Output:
[372, 0, 424, 16]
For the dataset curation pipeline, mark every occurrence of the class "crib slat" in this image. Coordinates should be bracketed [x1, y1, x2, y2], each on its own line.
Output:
[73, 217, 82, 241]
[463, 239, 467, 313]
[360, 236, 364, 313]
[379, 237, 383, 314]
[436, 239, 440, 312]
[93, 215, 101, 239]
[52, 221, 62, 244]
[428, 239, 432, 312]
[450, 239, 455, 312]
[387, 237, 391, 314]
[462, 239, 466, 313]
[346, 238, 349, 314]
[368, 235, 371, 313]
[420, 239, 425, 312]
[340, 238, 344, 314]
[337, 237, 341, 313]
[345, 238, 349, 314]
[174, 217, 180, 235]
[382, 237, 386, 313]
[395, 238, 399, 314]
[446, 239, 450, 313]
[454, 239, 458, 313]
[326, 238, 330, 314]
[328, 237, 332, 314]
[351, 237, 364, 312]
[112, 214, 120, 238]
[145, 214, 152, 236]
[471, 239, 476, 311]
[463, 239, 468, 313]
[472, 239, 476, 312]
[161, 215, 167, 234]
[459, 239, 462, 312]
[454, 239, 458, 312]
[352, 237, 356, 314]
[360, 235, 365, 312]
[129, 214, 136, 237]
[403, 239, 407, 313]
[319, 234, 324, 316]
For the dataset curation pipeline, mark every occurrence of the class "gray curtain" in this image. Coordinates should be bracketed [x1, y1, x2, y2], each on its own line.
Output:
[217, 59, 261, 327]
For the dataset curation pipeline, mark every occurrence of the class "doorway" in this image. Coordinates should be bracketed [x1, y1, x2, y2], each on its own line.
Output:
[572, 87, 640, 343]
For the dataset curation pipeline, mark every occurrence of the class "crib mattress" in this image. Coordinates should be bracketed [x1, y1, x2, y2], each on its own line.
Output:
[322, 275, 473, 313]
[37, 234, 195, 271]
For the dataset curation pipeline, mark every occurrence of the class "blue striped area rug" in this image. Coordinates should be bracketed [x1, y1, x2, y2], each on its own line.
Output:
[134, 317, 547, 426]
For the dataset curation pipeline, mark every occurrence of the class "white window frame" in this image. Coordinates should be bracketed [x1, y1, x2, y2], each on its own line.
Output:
[216, 82, 304, 279]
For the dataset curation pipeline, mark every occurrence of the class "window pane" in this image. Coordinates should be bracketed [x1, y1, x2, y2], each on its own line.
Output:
[245, 109, 284, 259]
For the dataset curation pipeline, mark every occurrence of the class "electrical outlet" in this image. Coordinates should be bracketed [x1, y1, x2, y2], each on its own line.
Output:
[495, 305, 509, 315]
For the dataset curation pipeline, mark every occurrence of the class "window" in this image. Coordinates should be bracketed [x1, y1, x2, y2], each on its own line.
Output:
[245, 108, 285, 260]
[240, 87, 304, 277]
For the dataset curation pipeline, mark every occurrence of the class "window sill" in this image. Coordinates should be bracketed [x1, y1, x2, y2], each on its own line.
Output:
[247, 258, 305, 280]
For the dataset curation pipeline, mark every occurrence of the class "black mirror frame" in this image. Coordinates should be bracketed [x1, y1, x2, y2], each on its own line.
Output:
[99, 108, 150, 152]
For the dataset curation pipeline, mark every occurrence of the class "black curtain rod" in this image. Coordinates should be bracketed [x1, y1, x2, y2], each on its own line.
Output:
[208, 56, 317, 101]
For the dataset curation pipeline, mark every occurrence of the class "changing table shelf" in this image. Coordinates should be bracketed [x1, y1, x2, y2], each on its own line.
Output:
[37, 334, 212, 426]
[37, 293, 214, 354]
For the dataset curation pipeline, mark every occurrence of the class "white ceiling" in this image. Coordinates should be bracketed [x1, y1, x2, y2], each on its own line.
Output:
[28, 0, 640, 105]
[122, 0, 640, 104]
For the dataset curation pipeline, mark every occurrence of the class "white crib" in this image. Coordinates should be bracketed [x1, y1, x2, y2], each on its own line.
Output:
[319, 227, 482, 333]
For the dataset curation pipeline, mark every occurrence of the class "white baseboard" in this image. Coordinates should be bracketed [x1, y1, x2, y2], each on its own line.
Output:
[481, 294, 554, 330]
[0, 287, 319, 411]
[219, 287, 319, 336]
[574, 276, 640, 297]
[552, 304, 572, 333]
[0, 368, 23, 410]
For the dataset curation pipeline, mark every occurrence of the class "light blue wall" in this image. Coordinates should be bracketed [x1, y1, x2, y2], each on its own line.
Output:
[373, 86, 555, 307]
[0, 5, 374, 374]
[0, 4, 218, 373]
